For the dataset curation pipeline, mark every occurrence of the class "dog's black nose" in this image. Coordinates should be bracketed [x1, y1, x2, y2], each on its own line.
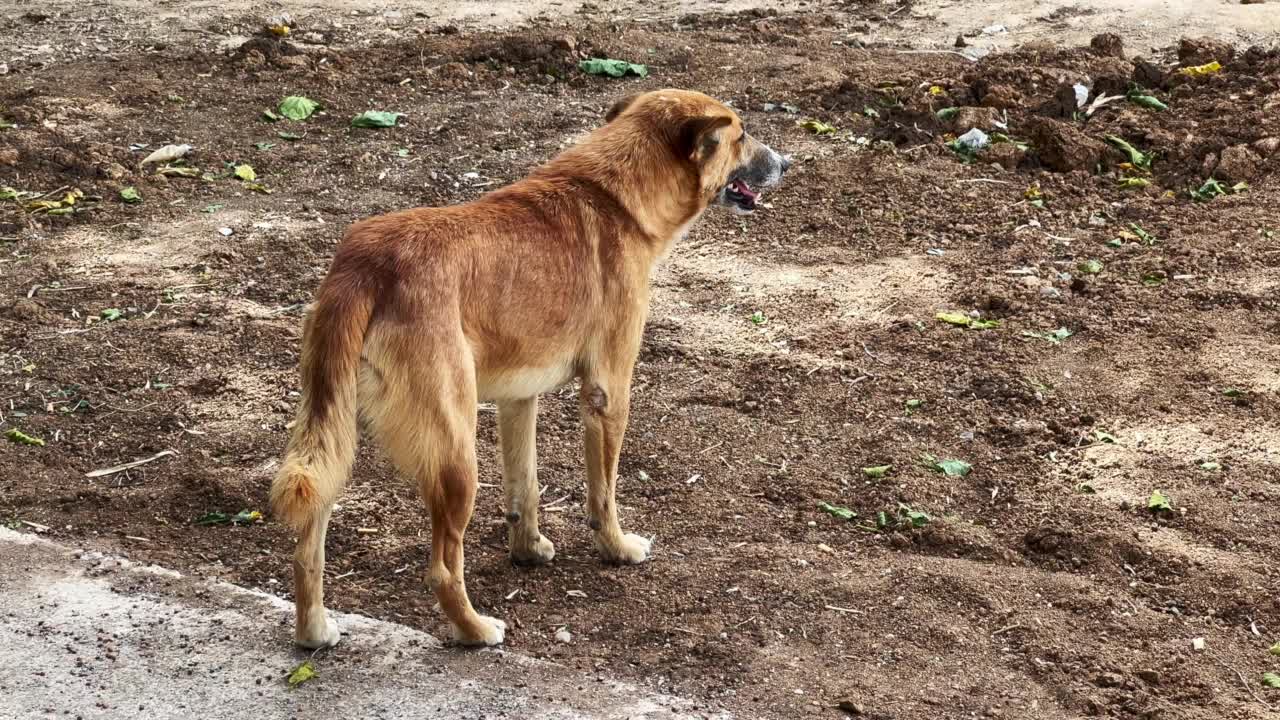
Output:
[780, 155, 792, 173]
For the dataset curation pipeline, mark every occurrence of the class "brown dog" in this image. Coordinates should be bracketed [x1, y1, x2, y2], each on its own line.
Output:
[270, 89, 789, 648]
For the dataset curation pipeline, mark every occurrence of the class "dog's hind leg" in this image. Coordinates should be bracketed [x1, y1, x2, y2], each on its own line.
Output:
[499, 398, 556, 565]
[363, 329, 506, 646]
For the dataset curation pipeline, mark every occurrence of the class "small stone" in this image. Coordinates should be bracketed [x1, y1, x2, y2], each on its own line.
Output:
[1214, 145, 1263, 184]
[1094, 672, 1125, 688]
[553, 35, 577, 53]
[954, 35, 966, 48]
[1136, 669, 1160, 685]
[1039, 286, 1062, 299]
[1191, 637, 1206, 651]
[837, 699, 865, 715]
[949, 106, 999, 131]
[0, 147, 17, 166]
[554, 628, 572, 644]
[218, 227, 234, 236]
[1252, 137, 1279, 157]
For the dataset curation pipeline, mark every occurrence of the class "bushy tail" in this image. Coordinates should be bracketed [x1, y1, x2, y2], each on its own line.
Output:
[271, 281, 375, 531]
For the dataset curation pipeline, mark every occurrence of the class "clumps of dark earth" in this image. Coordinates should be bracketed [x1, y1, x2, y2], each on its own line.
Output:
[1, 6, 1277, 719]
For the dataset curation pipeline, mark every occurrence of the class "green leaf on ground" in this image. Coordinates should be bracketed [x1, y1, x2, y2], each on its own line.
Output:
[119, 187, 142, 204]
[278, 131, 304, 141]
[1269, 642, 1280, 657]
[1148, 489, 1173, 512]
[262, 109, 282, 122]
[1141, 273, 1167, 287]
[233, 164, 256, 182]
[1261, 672, 1279, 689]
[1199, 460, 1221, 471]
[1117, 177, 1150, 189]
[201, 204, 224, 213]
[897, 503, 932, 528]
[1022, 327, 1074, 344]
[255, 142, 276, 151]
[1094, 429, 1117, 444]
[936, 311, 1000, 330]
[1106, 136, 1153, 169]
[798, 119, 837, 135]
[577, 58, 648, 78]
[905, 399, 924, 414]
[935, 107, 960, 121]
[1190, 178, 1228, 202]
[351, 111, 403, 128]
[287, 659, 317, 687]
[921, 454, 972, 477]
[5, 428, 45, 447]
[1127, 93, 1168, 111]
[1078, 259, 1104, 275]
[818, 501, 857, 521]
[196, 509, 262, 526]
[749, 311, 766, 325]
[100, 308, 123, 322]
[278, 96, 319, 121]
[1129, 223, 1157, 244]
[862, 465, 892, 479]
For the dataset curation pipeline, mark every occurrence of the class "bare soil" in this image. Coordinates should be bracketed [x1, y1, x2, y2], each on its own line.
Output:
[2, 3, 1279, 719]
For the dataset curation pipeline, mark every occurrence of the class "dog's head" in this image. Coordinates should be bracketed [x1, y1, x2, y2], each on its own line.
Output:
[605, 90, 790, 214]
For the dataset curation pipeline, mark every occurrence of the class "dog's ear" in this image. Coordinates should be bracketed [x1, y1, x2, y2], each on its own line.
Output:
[605, 94, 641, 123]
[675, 115, 733, 161]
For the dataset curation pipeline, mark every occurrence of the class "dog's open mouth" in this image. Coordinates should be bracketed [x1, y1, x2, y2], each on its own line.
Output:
[725, 178, 758, 211]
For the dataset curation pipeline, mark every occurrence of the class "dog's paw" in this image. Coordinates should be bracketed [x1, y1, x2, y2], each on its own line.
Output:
[296, 615, 342, 649]
[596, 532, 652, 565]
[452, 615, 507, 647]
[510, 533, 556, 566]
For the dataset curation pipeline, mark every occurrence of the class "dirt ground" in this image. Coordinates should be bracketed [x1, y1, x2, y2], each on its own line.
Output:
[2, 1, 1279, 719]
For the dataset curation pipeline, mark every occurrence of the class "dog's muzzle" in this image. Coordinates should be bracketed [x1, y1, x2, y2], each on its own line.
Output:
[721, 142, 790, 213]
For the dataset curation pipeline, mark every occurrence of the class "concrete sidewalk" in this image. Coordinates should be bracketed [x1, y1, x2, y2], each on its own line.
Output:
[0, 528, 731, 720]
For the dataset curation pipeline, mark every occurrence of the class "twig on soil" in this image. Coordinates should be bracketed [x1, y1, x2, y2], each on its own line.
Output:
[20, 520, 50, 532]
[992, 624, 1026, 636]
[671, 627, 705, 636]
[825, 605, 862, 615]
[85, 449, 177, 478]
[31, 185, 69, 202]
[956, 178, 1015, 185]
[699, 441, 724, 455]
[541, 494, 572, 509]
[27, 285, 88, 298]
[1210, 653, 1273, 709]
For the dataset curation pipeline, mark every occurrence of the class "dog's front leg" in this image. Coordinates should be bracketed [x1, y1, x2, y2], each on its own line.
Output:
[580, 366, 651, 565]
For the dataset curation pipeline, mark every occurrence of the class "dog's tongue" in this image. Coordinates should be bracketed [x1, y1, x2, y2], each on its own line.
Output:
[731, 179, 758, 201]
